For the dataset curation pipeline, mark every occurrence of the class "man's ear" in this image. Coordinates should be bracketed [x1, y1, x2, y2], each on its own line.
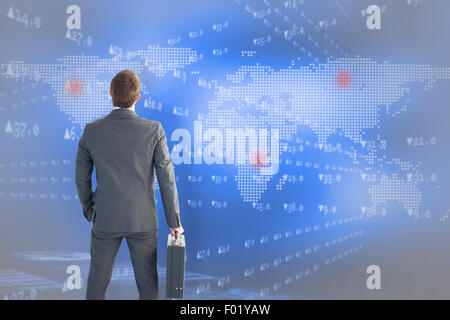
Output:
[109, 90, 112, 98]
[135, 92, 140, 102]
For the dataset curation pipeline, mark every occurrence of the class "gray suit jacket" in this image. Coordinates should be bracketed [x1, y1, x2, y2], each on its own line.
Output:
[75, 108, 181, 233]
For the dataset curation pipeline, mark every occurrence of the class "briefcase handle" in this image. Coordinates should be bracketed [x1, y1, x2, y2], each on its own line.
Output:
[174, 230, 178, 240]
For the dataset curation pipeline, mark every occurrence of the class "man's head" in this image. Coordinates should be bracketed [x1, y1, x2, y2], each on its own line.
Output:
[109, 69, 140, 109]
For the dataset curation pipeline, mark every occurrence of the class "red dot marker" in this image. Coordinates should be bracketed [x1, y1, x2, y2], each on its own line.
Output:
[334, 69, 352, 90]
[65, 77, 85, 97]
[248, 149, 270, 169]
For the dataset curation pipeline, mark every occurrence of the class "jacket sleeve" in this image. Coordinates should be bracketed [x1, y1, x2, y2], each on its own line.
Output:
[75, 124, 95, 222]
[153, 123, 181, 228]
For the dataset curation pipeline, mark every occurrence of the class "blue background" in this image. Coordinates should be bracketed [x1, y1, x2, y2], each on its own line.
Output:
[0, 0, 449, 299]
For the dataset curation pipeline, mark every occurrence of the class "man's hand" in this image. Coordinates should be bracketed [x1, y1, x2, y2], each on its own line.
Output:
[171, 225, 184, 237]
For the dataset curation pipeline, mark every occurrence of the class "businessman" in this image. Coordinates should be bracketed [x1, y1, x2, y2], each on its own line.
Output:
[75, 69, 183, 300]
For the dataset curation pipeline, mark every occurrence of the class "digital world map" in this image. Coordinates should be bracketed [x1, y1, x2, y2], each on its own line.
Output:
[0, 0, 449, 299]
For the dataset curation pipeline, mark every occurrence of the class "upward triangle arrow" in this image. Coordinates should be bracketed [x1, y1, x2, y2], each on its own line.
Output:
[6, 64, 14, 76]
[5, 120, 12, 133]
[7, 6, 14, 19]
[64, 128, 71, 140]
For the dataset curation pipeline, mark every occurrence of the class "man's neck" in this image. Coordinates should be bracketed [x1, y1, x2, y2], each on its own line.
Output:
[113, 105, 135, 111]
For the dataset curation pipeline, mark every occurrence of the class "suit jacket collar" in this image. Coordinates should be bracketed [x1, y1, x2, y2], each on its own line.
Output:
[107, 108, 139, 119]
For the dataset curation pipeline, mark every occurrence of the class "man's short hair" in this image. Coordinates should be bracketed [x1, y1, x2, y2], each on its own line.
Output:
[110, 69, 140, 109]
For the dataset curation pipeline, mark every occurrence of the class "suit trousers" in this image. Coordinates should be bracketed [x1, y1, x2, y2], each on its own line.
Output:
[86, 228, 159, 300]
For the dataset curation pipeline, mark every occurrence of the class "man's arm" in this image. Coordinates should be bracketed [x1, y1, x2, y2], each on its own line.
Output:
[153, 123, 181, 229]
[75, 124, 95, 222]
